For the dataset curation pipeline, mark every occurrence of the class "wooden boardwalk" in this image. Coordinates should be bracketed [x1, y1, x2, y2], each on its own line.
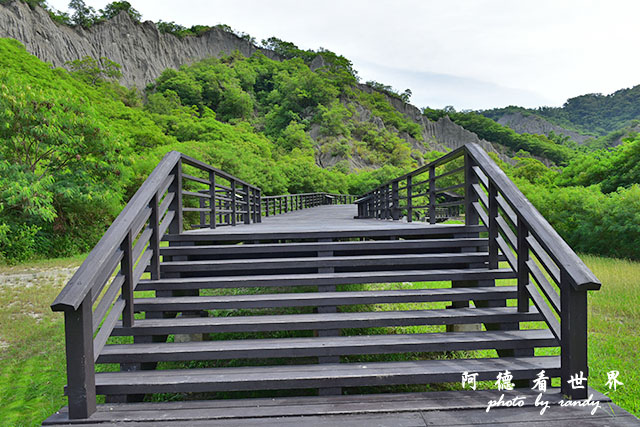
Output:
[45, 388, 639, 426]
[48, 147, 638, 426]
[185, 204, 447, 235]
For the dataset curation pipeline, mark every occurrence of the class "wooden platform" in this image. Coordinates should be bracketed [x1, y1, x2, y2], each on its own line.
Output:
[184, 204, 447, 235]
[48, 147, 621, 425]
[44, 388, 640, 426]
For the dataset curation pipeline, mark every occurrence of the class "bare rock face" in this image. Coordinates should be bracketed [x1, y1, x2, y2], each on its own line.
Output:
[356, 84, 513, 163]
[496, 112, 593, 145]
[0, 0, 280, 89]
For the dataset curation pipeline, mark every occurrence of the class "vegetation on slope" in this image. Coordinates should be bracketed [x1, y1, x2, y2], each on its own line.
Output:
[483, 84, 640, 137]
[423, 107, 574, 165]
[0, 38, 420, 262]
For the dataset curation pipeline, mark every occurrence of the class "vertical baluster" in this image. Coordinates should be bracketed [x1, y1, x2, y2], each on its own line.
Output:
[464, 152, 479, 227]
[517, 217, 529, 312]
[198, 196, 205, 227]
[488, 181, 499, 268]
[121, 229, 134, 327]
[428, 165, 436, 224]
[169, 159, 183, 234]
[230, 180, 237, 226]
[407, 175, 413, 222]
[150, 192, 161, 280]
[209, 172, 216, 229]
[64, 294, 96, 419]
[243, 184, 250, 224]
[560, 269, 588, 399]
[391, 181, 400, 220]
[257, 190, 262, 223]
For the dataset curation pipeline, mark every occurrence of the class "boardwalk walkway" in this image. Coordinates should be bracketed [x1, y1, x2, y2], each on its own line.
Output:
[186, 204, 444, 235]
[45, 388, 638, 426]
[47, 148, 639, 426]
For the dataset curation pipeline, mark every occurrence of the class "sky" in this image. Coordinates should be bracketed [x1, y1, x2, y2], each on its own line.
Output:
[46, 0, 640, 110]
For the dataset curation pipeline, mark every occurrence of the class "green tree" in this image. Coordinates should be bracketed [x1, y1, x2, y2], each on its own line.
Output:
[99, 1, 141, 22]
[69, 0, 97, 28]
[66, 56, 122, 84]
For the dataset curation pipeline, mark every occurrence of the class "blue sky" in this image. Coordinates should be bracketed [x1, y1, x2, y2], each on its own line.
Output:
[46, 0, 640, 110]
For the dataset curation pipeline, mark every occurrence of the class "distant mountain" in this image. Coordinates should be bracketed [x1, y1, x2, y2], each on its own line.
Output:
[483, 85, 640, 145]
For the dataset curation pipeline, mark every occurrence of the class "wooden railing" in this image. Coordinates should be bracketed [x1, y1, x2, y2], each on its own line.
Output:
[262, 193, 355, 217]
[50, 151, 356, 419]
[356, 143, 602, 399]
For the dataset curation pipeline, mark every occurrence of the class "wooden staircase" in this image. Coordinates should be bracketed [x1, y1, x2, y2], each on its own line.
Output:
[90, 225, 557, 398]
[49, 145, 601, 421]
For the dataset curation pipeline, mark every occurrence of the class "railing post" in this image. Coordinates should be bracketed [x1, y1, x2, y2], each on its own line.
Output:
[149, 191, 161, 280]
[428, 165, 436, 224]
[560, 270, 589, 399]
[517, 216, 530, 312]
[488, 181, 499, 268]
[257, 190, 262, 223]
[243, 184, 251, 224]
[198, 196, 206, 227]
[209, 172, 216, 229]
[407, 176, 413, 222]
[64, 294, 96, 419]
[121, 229, 134, 327]
[464, 152, 478, 226]
[391, 181, 400, 220]
[169, 159, 183, 234]
[230, 180, 237, 226]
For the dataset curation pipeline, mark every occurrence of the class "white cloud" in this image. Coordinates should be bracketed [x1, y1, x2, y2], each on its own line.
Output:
[45, 0, 640, 109]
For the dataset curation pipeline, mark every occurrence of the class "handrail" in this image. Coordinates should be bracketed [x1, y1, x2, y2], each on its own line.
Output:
[355, 142, 602, 399]
[356, 146, 466, 223]
[355, 143, 601, 291]
[464, 144, 600, 291]
[51, 151, 181, 312]
[51, 150, 270, 419]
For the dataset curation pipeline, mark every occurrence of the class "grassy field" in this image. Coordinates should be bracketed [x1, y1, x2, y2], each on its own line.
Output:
[0, 253, 638, 426]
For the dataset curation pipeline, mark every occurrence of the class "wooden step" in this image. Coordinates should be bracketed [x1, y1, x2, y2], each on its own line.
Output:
[164, 224, 487, 243]
[113, 306, 541, 336]
[158, 237, 489, 257]
[136, 268, 516, 291]
[159, 252, 497, 273]
[91, 356, 560, 395]
[98, 329, 556, 363]
[134, 286, 518, 312]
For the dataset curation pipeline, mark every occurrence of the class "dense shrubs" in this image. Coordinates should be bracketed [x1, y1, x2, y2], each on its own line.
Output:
[0, 40, 408, 262]
[423, 108, 573, 165]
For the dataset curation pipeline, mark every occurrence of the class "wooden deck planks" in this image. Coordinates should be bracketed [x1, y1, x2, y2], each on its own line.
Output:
[90, 356, 561, 395]
[98, 329, 557, 363]
[133, 286, 519, 311]
[113, 306, 541, 336]
[45, 388, 640, 426]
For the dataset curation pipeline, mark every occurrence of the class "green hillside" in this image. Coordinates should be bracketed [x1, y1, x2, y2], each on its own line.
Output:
[484, 84, 640, 137]
[0, 38, 416, 262]
[2, 24, 640, 265]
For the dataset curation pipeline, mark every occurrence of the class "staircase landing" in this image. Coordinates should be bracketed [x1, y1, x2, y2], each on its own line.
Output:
[45, 388, 638, 426]
[184, 204, 451, 235]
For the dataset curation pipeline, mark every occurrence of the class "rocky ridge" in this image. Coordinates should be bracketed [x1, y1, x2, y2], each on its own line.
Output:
[0, 1, 280, 88]
[494, 111, 593, 145]
[1, 0, 514, 164]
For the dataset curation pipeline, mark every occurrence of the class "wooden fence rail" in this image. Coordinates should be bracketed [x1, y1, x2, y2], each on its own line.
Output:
[355, 143, 601, 399]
